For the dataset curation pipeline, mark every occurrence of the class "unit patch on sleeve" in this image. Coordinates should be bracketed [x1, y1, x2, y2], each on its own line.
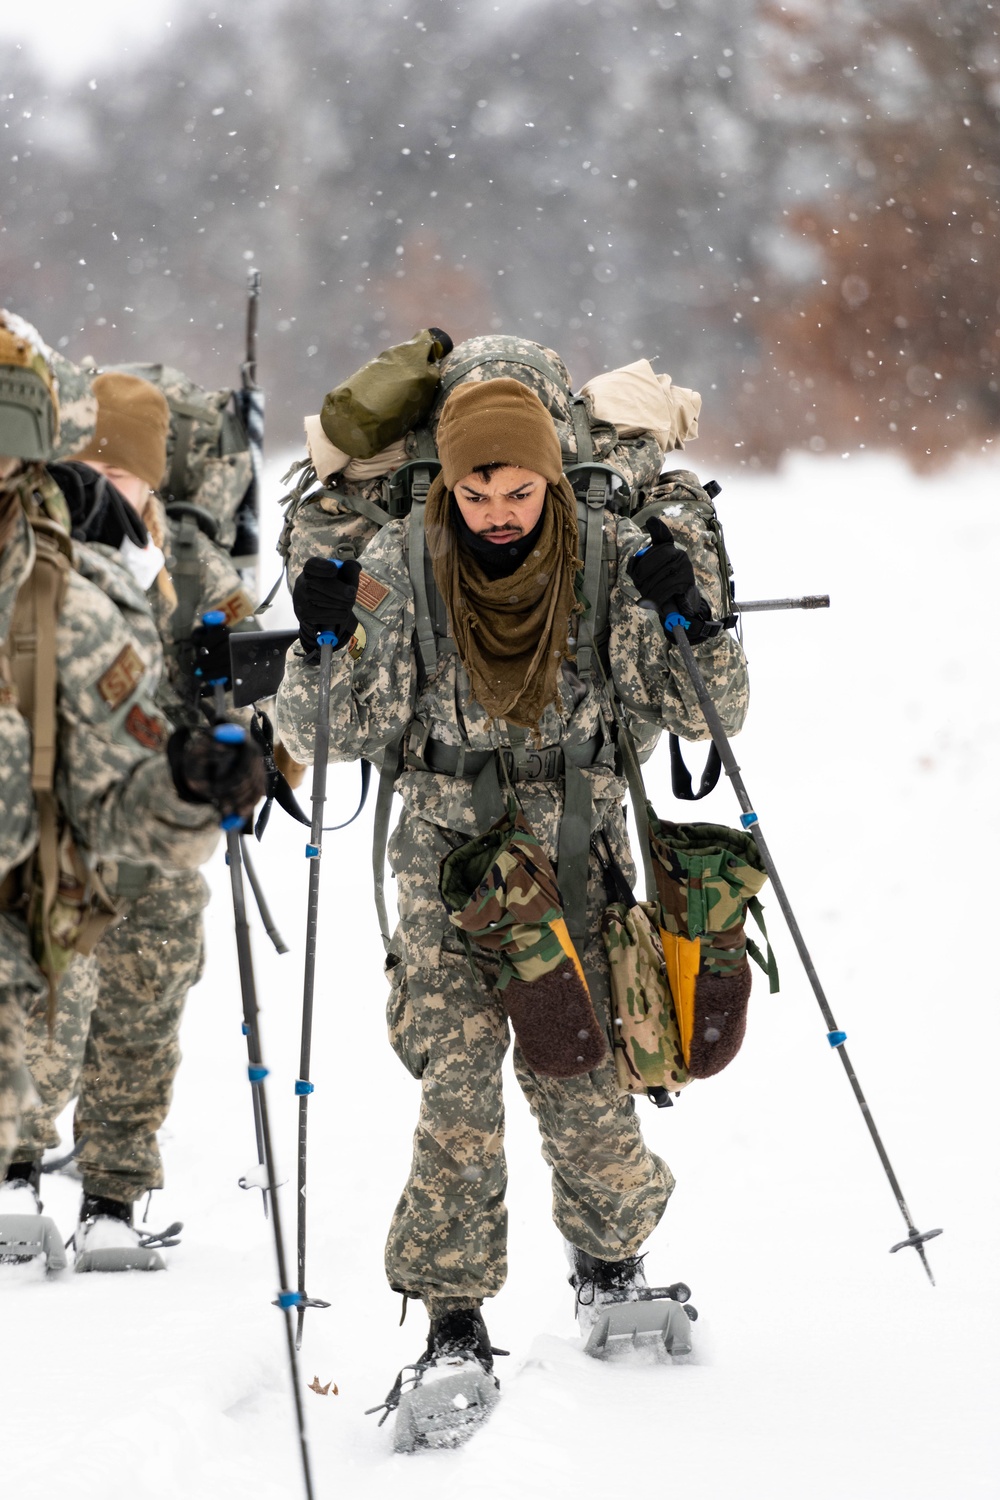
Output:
[355, 571, 390, 615]
[347, 622, 367, 661]
[97, 644, 144, 710]
[215, 589, 255, 627]
[124, 703, 168, 751]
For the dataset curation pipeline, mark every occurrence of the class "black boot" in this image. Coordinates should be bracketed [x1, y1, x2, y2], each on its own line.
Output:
[2, 1159, 42, 1208]
[568, 1245, 648, 1327]
[424, 1306, 496, 1375]
[80, 1193, 133, 1227]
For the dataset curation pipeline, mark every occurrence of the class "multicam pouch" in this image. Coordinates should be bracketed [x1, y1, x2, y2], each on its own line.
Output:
[439, 802, 607, 1079]
[647, 817, 777, 1080]
[603, 898, 690, 1096]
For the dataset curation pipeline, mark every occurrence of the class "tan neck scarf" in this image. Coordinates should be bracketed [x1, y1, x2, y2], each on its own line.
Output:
[424, 473, 582, 730]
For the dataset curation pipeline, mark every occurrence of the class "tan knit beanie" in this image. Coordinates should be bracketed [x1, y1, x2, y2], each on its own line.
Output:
[436, 377, 564, 489]
[74, 372, 170, 490]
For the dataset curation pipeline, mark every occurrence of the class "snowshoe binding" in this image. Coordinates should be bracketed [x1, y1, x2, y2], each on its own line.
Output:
[367, 1306, 503, 1453]
[568, 1245, 697, 1359]
[0, 1161, 67, 1273]
[73, 1194, 180, 1273]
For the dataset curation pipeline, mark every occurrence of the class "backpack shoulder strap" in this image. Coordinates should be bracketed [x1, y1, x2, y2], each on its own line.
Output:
[573, 470, 615, 679]
[8, 517, 72, 793]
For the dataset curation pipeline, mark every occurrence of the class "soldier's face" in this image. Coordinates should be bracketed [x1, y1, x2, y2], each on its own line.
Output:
[453, 466, 547, 544]
[83, 461, 151, 517]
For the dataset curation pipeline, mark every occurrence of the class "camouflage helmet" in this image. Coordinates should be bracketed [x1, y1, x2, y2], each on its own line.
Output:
[0, 310, 59, 461]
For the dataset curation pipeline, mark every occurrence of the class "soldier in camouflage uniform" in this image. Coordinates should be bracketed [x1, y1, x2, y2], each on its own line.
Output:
[9, 370, 259, 1238]
[276, 348, 748, 1385]
[0, 319, 264, 1247]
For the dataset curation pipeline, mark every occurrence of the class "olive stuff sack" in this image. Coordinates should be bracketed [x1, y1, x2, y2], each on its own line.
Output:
[604, 820, 777, 1097]
[439, 803, 606, 1079]
[320, 328, 454, 460]
[105, 362, 254, 553]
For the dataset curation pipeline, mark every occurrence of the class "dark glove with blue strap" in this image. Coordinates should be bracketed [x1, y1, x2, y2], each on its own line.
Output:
[627, 515, 719, 644]
[292, 557, 362, 659]
[167, 725, 266, 826]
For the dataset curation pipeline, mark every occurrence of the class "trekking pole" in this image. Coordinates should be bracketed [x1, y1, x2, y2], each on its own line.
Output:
[241, 834, 289, 955]
[663, 611, 942, 1284]
[201, 641, 268, 1218]
[294, 622, 340, 1349]
[215, 748, 316, 1500]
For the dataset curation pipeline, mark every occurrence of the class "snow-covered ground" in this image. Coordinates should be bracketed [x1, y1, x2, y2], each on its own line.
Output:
[1, 452, 997, 1499]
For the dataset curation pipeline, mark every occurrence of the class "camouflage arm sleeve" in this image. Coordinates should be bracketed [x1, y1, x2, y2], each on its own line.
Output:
[0, 705, 38, 884]
[56, 570, 219, 870]
[609, 514, 749, 741]
[276, 522, 416, 766]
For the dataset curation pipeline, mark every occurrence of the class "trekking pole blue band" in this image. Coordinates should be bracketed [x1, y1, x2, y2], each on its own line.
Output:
[248, 1064, 269, 1083]
[305, 843, 320, 859]
[827, 1030, 848, 1048]
[295, 1079, 315, 1096]
[740, 811, 759, 829]
[202, 610, 226, 626]
[664, 611, 691, 633]
[241, 1022, 250, 1035]
[278, 1290, 302, 1309]
[317, 630, 338, 647]
[214, 723, 246, 744]
[220, 814, 243, 831]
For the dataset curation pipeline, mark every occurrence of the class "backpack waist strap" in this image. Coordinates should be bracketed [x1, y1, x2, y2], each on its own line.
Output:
[407, 732, 605, 782]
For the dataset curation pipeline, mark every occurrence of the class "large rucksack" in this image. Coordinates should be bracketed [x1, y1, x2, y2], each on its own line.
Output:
[270, 334, 739, 952]
[278, 334, 735, 675]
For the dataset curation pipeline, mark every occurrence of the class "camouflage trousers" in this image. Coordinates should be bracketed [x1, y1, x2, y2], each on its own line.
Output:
[15, 869, 207, 1202]
[0, 914, 45, 1182]
[384, 780, 674, 1318]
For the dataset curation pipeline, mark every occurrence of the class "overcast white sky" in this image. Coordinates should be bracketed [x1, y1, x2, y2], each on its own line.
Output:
[0, 0, 176, 79]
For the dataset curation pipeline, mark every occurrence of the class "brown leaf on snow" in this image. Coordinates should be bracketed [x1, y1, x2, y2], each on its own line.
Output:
[308, 1377, 338, 1395]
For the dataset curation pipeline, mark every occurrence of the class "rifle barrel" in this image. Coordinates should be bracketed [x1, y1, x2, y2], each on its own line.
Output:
[734, 595, 830, 613]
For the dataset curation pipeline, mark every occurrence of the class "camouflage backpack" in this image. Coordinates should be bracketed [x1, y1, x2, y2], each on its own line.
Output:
[107, 363, 254, 556]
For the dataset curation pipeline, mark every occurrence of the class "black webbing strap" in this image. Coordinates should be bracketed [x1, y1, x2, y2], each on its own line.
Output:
[668, 734, 723, 801]
[569, 399, 594, 464]
[165, 412, 194, 504]
[408, 500, 438, 681]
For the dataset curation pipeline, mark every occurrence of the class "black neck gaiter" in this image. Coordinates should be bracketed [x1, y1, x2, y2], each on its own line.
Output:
[452, 498, 546, 580]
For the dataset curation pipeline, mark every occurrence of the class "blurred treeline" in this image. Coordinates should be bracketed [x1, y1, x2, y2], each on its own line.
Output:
[2, 0, 997, 468]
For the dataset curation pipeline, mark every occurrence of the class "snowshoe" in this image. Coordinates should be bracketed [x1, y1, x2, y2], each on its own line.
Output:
[73, 1194, 180, 1273]
[568, 1244, 697, 1359]
[367, 1307, 503, 1453]
[0, 1162, 67, 1273]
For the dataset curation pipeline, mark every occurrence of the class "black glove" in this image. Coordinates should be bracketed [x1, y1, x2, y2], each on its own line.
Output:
[167, 725, 266, 825]
[627, 515, 717, 644]
[190, 614, 232, 696]
[291, 557, 362, 658]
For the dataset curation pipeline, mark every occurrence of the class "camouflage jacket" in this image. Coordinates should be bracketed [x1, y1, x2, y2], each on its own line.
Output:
[276, 506, 749, 831]
[0, 510, 219, 890]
